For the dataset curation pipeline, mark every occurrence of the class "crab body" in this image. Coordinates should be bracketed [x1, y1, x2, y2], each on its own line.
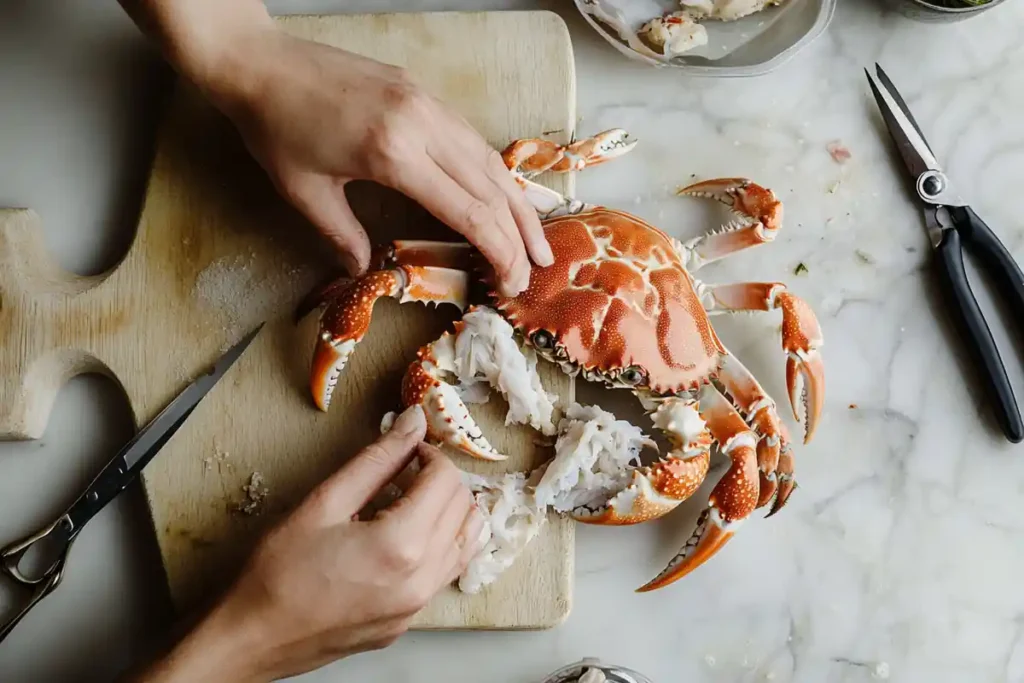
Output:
[299, 130, 824, 592]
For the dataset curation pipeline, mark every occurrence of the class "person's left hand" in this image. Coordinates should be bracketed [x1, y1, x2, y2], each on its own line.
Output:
[124, 405, 483, 683]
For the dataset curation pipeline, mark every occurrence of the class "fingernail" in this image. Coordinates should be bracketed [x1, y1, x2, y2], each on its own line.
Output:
[535, 240, 555, 267]
[392, 404, 426, 436]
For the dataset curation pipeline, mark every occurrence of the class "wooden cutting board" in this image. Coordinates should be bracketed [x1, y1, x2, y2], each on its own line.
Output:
[0, 11, 577, 630]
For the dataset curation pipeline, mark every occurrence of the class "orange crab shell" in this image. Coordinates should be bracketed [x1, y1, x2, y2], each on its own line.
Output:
[494, 208, 727, 395]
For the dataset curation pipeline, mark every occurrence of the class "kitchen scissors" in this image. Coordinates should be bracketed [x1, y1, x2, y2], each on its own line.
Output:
[0, 324, 263, 644]
[866, 63, 1024, 444]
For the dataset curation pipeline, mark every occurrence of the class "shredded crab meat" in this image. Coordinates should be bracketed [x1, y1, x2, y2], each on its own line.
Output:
[457, 402, 655, 594]
[449, 306, 559, 436]
[458, 470, 547, 595]
[536, 402, 656, 514]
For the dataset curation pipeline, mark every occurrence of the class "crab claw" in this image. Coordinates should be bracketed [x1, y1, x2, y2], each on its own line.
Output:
[307, 266, 468, 412]
[677, 177, 782, 238]
[501, 128, 637, 178]
[636, 441, 758, 592]
[402, 333, 506, 462]
[576, 397, 712, 525]
[776, 290, 824, 443]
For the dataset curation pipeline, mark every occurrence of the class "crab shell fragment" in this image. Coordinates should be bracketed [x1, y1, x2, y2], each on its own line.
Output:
[298, 128, 824, 593]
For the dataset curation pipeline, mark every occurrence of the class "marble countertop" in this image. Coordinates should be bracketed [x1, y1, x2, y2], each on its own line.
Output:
[3, 1, 1024, 681]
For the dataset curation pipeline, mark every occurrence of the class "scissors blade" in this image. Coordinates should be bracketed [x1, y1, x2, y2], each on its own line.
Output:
[64, 323, 264, 531]
[865, 64, 942, 182]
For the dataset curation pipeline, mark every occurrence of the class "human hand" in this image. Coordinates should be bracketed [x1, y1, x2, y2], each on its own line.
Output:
[125, 405, 483, 683]
[211, 25, 552, 296]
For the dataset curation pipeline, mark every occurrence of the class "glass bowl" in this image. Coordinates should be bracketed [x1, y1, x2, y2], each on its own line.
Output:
[573, 0, 836, 76]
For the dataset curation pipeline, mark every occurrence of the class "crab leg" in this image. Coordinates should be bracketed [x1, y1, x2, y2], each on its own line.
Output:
[308, 264, 469, 411]
[715, 353, 796, 516]
[675, 178, 783, 271]
[698, 281, 824, 443]
[637, 384, 760, 592]
[575, 394, 713, 525]
[500, 129, 638, 218]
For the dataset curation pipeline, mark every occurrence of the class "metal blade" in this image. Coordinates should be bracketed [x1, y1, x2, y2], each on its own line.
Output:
[874, 63, 937, 163]
[123, 323, 263, 470]
[865, 66, 939, 181]
[65, 324, 264, 530]
[865, 65, 965, 210]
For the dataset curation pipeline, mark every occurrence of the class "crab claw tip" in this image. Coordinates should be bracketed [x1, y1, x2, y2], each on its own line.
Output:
[787, 350, 823, 444]
[635, 507, 735, 592]
[766, 479, 797, 518]
[310, 335, 355, 412]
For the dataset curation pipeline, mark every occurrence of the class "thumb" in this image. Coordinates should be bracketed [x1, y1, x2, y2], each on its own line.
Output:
[289, 173, 373, 277]
[301, 405, 427, 525]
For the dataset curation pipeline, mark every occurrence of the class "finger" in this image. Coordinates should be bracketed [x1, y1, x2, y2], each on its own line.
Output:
[426, 142, 532, 294]
[428, 480, 473, 549]
[445, 506, 485, 586]
[484, 149, 553, 268]
[416, 482, 472, 584]
[375, 442, 463, 531]
[284, 171, 372, 277]
[387, 156, 526, 297]
[300, 405, 426, 523]
[438, 111, 552, 268]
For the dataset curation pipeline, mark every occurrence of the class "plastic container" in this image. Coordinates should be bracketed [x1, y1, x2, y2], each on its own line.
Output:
[540, 657, 655, 683]
[573, 0, 836, 76]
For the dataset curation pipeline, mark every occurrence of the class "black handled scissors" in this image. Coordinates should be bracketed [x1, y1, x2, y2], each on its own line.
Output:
[0, 323, 264, 644]
[866, 63, 1024, 444]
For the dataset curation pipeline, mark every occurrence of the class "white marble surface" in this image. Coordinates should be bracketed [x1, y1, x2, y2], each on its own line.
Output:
[3, 1, 1024, 681]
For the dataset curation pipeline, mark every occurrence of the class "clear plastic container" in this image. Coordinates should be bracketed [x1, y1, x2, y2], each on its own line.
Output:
[573, 0, 836, 77]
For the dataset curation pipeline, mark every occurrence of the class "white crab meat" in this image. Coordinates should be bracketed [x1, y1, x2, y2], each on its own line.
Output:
[458, 470, 547, 595]
[535, 402, 656, 514]
[450, 306, 559, 436]
[638, 13, 708, 55]
[457, 402, 655, 593]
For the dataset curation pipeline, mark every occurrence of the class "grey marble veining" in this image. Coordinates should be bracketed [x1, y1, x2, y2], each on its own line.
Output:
[2, 1, 1024, 681]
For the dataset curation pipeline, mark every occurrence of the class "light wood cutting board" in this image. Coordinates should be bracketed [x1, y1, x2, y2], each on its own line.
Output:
[0, 11, 577, 630]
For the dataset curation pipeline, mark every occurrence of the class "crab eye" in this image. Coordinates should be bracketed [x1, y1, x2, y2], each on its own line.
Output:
[532, 330, 554, 349]
[620, 366, 645, 386]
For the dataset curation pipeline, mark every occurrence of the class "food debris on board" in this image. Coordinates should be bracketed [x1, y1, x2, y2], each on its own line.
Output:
[202, 445, 233, 473]
[235, 472, 269, 516]
[192, 252, 318, 339]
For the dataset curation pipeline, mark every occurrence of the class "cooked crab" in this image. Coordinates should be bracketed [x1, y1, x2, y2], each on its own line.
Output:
[298, 129, 824, 592]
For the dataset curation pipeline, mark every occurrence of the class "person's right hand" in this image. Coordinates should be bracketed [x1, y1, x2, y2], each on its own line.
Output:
[125, 405, 484, 683]
[210, 24, 554, 296]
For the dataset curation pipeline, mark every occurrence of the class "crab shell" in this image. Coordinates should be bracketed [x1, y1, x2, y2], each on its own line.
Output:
[494, 207, 726, 396]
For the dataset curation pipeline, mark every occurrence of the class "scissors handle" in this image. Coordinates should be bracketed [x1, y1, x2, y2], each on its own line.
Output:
[0, 562, 64, 645]
[935, 225, 1024, 442]
[950, 206, 1024, 319]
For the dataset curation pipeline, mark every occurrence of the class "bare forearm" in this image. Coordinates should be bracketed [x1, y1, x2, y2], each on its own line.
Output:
[116, 0, 275, 105]
[120, 597, 267, 683]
